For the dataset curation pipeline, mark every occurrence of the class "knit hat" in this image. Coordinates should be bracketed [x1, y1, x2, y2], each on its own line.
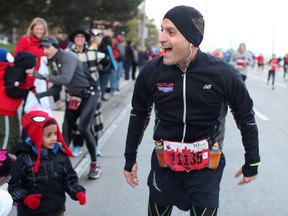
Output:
[0, 48, 14, 63]
[40, 35, 59, 48]
[0, 150, 12, 176]
[69, 28, 91, 42]
[14, 51, 37, 69]
[22, 110, 72, 173]
[164, 5, 204, 47]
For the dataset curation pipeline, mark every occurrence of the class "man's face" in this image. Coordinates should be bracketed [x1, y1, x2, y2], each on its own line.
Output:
[158, 18, 191, 67]
[43, 45, 58, 59]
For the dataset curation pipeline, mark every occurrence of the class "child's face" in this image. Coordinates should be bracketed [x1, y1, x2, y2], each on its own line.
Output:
[42, 124, 57, 152]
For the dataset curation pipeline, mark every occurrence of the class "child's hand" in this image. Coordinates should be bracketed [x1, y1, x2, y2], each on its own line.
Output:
[23, 194, 42, 209]
[76, 192, 86, 205]
[25, 68, 34, 75]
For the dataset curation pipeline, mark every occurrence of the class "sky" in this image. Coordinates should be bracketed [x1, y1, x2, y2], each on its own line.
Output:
[144, 0, 288, 58]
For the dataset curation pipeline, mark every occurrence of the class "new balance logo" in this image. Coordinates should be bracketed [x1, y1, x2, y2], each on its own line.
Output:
[203, 84, 212, 89]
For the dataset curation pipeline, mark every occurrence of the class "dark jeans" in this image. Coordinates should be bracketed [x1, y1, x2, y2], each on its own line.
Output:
[132, 62, 137, 80]
[124, 60, 132, 80]
[99, 70, 112, 99]
[268, 70, 275, 86]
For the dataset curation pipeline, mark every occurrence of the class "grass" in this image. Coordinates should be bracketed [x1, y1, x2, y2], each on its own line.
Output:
[0, 43, 16, 53]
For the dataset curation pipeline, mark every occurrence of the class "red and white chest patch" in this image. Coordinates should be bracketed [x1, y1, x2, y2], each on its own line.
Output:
[157, 83, 174, 93]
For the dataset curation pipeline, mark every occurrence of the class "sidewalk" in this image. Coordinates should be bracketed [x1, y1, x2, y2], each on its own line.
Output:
[51, 78, 135, 169]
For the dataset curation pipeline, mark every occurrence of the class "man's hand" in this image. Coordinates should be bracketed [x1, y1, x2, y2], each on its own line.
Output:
[235, 167, 257, 185]
[33, 71, 47, 80]
[123, 163, 139, 188]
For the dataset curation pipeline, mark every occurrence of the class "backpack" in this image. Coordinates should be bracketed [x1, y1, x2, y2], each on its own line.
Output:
[98, 45, 112, 72]
[112, 46, 119, 60]
[113, 42, 125, 61]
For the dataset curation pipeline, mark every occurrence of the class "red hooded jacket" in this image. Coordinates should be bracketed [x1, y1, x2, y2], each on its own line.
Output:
[14, 34, 45, 88]
[0, 62, 29, 116]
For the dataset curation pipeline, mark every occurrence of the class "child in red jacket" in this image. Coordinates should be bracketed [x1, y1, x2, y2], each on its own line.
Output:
[0, 50, 36, 154]
[8, 110, 86, 215]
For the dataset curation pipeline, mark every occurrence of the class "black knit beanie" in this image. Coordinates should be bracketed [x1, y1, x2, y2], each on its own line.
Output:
[14, 51, 37, 69]
[164, 5, 204, 47]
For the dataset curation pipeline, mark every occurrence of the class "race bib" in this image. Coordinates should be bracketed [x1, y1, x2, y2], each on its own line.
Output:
[163, 139, 210, 172]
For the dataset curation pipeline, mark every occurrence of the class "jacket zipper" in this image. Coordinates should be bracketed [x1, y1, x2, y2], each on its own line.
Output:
[181, 71, 187, 142]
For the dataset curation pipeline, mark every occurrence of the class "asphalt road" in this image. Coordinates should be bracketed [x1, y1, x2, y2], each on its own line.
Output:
[8, 67, 288, 215]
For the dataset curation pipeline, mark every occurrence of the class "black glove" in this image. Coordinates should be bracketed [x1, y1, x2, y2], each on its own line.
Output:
[242, 163, 259, 177]
[33, 71, 47, 80]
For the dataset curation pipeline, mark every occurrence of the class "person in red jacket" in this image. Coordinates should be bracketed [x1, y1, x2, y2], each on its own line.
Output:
[14, 17, 52, 132]
[0, 50, 36, 154]
[13, 17, 48, 89]
[256, 53, 265, 72]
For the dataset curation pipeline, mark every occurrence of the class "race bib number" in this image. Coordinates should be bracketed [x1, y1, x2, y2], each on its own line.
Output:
[163, 140, 210, 172]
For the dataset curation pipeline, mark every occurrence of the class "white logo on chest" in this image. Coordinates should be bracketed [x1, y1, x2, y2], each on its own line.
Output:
[203, 84, 212, 89]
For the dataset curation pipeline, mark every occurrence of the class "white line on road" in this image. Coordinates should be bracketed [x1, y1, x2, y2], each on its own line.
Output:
[75, 103, 132, 177]
[253, 108, 269, 121]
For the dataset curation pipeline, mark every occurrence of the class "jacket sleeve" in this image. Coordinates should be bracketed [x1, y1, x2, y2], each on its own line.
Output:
[124, 65, 153, 172]
[36, 84, 62, 99]
[8, 154, 29, 201]
[63, 155, 85, 200]
[4, 67, 29, 99]
[107, 45, 118, 70]
[13, 37, 28, 56]
[46, 53, 77, 86]
[226, 70, 260, 176]
[246, 52, 254, 66]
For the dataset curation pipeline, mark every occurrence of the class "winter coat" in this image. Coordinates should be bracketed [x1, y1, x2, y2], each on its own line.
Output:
[0, 63, 30, 116]
[8, 139, 85, 216]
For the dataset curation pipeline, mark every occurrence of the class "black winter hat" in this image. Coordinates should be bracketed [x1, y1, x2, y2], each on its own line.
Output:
[69, 28, 91, 42]
[14, 51, 37, 69]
